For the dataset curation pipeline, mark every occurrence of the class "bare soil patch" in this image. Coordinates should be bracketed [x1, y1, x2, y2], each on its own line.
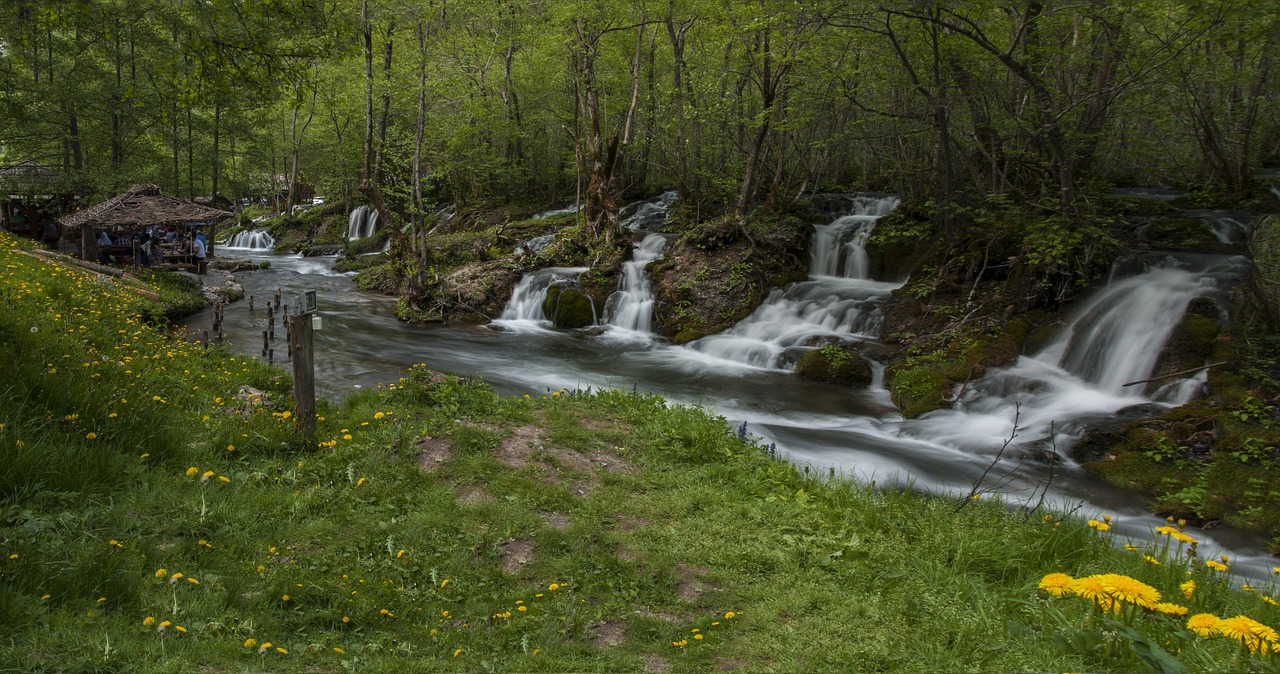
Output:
[675, 563, 718, 602]
[589, 621, 627, 647]
[456, 485, 493, 506]
[641, 654, 671, 673]
[493, 425, 546, 469]
[499, 538, 537, 574]
[415, 435, 453, 472]
[539, 511, 570, 531]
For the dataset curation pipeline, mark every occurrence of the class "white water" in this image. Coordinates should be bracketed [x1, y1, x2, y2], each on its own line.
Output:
[493, 267, 589, 331]
[687, 195, 900, 369]
[1185, 209, 1255, 245]
[204, 235, 1272, 580]
[901, 255, 1249, 460]
[533, 204, 581, 220]
[347, 205, 379, 240]
[224, 229, 275, 250]
[621, 191, 677, 231]
[603, 233, 672, 336]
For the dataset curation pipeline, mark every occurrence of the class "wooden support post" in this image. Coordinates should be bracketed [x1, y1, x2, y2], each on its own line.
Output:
[262, 330, 268, 357]
[203, 330, 209, 347]
[249, 295, 254, 311]
[290, 315, 316, 438]
[268, 348, 273, 365]
[275, 288, 281, 310]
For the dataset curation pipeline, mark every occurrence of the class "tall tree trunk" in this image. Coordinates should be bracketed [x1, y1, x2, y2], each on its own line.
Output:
[212, 104, 221, 201]
[412, 20, 428, 264]
[362, 0, 375, 185]
[374, 20, 395, 183]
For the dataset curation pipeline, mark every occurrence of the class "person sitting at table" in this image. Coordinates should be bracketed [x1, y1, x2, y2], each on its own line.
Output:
[97, 230, 113, 263]
[192, 233, 207, 274]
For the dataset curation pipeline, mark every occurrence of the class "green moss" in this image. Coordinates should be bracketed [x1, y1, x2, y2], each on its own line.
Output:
[795, 346, 874, 387]
[888, 367, 949, 417]
[672, 329, 704, 345]
[543, 285, 596, 329]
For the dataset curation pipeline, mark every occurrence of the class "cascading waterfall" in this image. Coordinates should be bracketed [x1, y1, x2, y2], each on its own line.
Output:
[347, 205, 379, 240]
[901, 254, 1250, 459]
[493, 267, 589, 328]
[687, 195, 900, 369]
[225, 229, 275, 250]
[620, 191, 678, 231]
[603, 233, 672, 334]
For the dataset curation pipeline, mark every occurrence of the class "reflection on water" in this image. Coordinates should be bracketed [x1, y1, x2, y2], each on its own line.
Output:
[185, 250, 1277, 579]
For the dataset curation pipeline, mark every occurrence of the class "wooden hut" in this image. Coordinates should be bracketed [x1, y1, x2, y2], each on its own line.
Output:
[59, 184, 233, 269]
[0, 161, 76, 244]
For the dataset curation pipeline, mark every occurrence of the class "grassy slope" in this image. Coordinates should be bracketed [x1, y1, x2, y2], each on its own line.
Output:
[1, 232, 1278, 673]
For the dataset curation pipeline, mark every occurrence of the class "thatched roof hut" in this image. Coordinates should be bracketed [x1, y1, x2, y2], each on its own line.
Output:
[0, 161, 59, 196]
[60, 184, 232, 231]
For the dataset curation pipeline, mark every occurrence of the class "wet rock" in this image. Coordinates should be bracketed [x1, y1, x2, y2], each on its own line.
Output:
[794, 346, 874, 387]
[1069, 404, 1168, 463]
[543, 285, 597, 329]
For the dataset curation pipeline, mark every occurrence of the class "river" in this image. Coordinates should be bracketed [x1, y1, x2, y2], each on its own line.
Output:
[193, 212, 1277, 580]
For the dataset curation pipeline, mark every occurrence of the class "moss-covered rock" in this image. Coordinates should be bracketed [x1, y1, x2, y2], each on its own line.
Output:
[795, 345, 874, 387]
[543, 285, 597, 329]
[651, 212, 810, 342]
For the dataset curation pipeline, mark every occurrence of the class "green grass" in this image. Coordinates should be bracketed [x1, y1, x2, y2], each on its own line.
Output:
[2, 231, 1278, 672]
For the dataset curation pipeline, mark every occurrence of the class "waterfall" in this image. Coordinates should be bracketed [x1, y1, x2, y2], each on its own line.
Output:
[603, 233, 672, 334]
[620, 191, 678, 231]
[687, 194, 901, 369]
[902, 254, 1250, 458]
[225, 229, 275, 250]
[534, 204, 581, 220]
[347, 205, 379, 240]
[494, 267, 589, 328]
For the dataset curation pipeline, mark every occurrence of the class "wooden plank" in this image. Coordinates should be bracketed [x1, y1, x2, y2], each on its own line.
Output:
[290, 316, 316, 438]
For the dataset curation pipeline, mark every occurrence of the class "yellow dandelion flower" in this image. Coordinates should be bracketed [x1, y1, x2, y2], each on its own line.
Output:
[244, 638, 256, 648]
[174, 625, 187, 633]
[334, 647, 345, 653]
[1186, 613, 1221, 637]
[160, 620, 172, 628]
[1181, 580, 1196, 599]
[694, 633, 704, 640]
[1039, 573, 1074, 597]
[85, 432, 97, 440]
[374, 412, 385, 419]
[1143, 555, 1161, 565]
[1262, 596, 1278, 606]
[202, 470, 214, 478]
[1155, 603, 1189, 616]
[187, 577, 198, 584]
[143, 616, 155, 626]
[1069, 576, 1116, 612]
[1205, 559, 1228, 572]
[518, 606, 527, 612]
[355, 477, 366, 487]
[218, 475, 230, 483]
[548, 583, 559, 591]
[227, 445, 234, 451]
[1087, 519, 1110, 531]
[1099, 574, 1161, 609]
[725, 611, 737, 619]
[275, 647, 287, 654]
[1172, 532, 1198, 545]
[453, 649, 462, 657]
[441, 579, 449, 588]
[155, 568, 166, 578]
[281, 595, 290, 601]
[342, 615, 351, 623]
[185, 467, 198, 477]
[1217, 616, 1269, 652]
[396, 549, 405, 558]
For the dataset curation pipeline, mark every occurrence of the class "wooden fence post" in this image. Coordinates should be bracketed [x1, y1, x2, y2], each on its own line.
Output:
[290, 314, 316, 438]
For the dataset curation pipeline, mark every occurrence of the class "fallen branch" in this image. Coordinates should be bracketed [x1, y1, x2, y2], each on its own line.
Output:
[1121, 362, 1227, 388]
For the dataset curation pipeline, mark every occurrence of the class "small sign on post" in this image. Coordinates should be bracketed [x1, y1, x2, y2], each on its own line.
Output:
[290, 290, 318, 438]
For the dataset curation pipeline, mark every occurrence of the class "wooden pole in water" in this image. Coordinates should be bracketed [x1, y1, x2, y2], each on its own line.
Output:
[262, 330, 268, 357]
[290, 314, 316, 438]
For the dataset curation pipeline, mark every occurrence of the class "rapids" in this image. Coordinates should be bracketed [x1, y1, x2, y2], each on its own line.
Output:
[188, 198, 1275, 579]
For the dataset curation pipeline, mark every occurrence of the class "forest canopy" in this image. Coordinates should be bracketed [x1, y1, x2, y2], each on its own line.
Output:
[2, 0, 1276, 230]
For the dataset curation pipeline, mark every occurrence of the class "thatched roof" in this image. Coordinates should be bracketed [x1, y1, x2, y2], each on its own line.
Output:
[0, 161, 60, 196]
[60, 184, 232, 230]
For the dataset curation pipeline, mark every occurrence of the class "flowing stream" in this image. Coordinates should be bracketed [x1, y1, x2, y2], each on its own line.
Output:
[188, 197, 1276, 578]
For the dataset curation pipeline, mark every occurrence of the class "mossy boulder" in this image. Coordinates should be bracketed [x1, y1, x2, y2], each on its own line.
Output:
[543, 285, 597, 329]
[795, 345, 874, 387]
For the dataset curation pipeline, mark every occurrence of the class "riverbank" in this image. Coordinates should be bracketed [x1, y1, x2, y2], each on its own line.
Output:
[4, 233, 1280, 670]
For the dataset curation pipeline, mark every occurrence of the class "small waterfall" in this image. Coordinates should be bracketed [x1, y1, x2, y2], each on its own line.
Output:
[226, 229, 275, 250]
[687, 194, 900, 369]
[496, 267, 589, 324]
[1185, 209, 1255, 245]
[534, 204, 581, 220]
[903, 254, 1250, 458]
[620, 191, 677, 231]
[347, 205, 379, 240]
[603, 233, 672, 334]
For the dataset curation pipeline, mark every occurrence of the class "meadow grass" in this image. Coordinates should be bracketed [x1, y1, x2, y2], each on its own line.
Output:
[1, 230, 1278, 672]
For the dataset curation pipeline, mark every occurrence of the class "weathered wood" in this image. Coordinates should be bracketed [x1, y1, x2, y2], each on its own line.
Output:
[1121, 362, 1228, 388]
[290, 316, 316, 438]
